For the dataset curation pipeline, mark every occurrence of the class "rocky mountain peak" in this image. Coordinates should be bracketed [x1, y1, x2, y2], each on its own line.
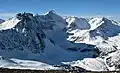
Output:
[46, 10, 56, 15]
[16, 12, 34, 20]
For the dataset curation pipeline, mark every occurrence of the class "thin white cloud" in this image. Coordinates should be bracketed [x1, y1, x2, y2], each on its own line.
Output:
[0, 12, 16, 20]
[0, 12, 120, 21]
[82, 15, 120, 21]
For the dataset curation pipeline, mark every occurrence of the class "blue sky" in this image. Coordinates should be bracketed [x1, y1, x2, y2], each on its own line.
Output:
[0, 0, 120, 20]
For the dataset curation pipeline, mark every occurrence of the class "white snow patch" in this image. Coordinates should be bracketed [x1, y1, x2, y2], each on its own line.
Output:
[0, 17, 20, 30]
[0, 56, 60, 70]
[63, 58, 108, 71]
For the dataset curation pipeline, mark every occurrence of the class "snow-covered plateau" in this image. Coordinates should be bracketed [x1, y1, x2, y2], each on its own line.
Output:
[0, 10, 120, 71]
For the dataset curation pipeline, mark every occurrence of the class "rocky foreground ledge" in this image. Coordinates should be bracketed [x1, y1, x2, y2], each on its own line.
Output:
[0, 68, 120, 73]
[0, 68, 67, 73]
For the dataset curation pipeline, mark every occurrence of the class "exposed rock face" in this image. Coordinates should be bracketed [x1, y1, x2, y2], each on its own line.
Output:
[0, 13, 46, 54]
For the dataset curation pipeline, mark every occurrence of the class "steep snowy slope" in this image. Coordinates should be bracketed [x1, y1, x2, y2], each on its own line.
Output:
[0, 17, 20, 30]
[66, 16, 90, 30]
[89, 17, 104, 30]
[89, 17, 120, 40]
[65, 16, 91, 44]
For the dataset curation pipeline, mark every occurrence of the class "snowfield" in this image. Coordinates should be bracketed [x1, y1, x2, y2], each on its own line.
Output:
[62, 58, 108, 71]
[0, 17, 20, 30]
[0, 56, 60, 70]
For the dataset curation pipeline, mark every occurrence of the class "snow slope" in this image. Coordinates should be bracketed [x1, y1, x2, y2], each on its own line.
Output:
[0, 17, 20, 30]
[67, 17, 120, 44]
[89, 17, 104, 30]
[0, 56, 60, 70]
[63, 58, 108, 71]
[66, 16, 90, 30]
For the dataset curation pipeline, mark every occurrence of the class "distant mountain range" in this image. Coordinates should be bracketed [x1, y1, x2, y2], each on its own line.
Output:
[0, 10, 120, 71]
[0, 18, 5, 24]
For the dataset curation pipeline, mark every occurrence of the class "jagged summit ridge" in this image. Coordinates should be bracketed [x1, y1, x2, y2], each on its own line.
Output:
[66, 16, 90, 30]
[45, 10, 56, 15]
[16, 12, 34, 20]
[89, 17, 104, 30]
[89, 17, 120, 39]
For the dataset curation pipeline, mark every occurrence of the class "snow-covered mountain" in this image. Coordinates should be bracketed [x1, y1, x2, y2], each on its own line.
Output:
[64, 17, 120, 71]
[0, 10, 120, 71]
[66, 16, 90, 30]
